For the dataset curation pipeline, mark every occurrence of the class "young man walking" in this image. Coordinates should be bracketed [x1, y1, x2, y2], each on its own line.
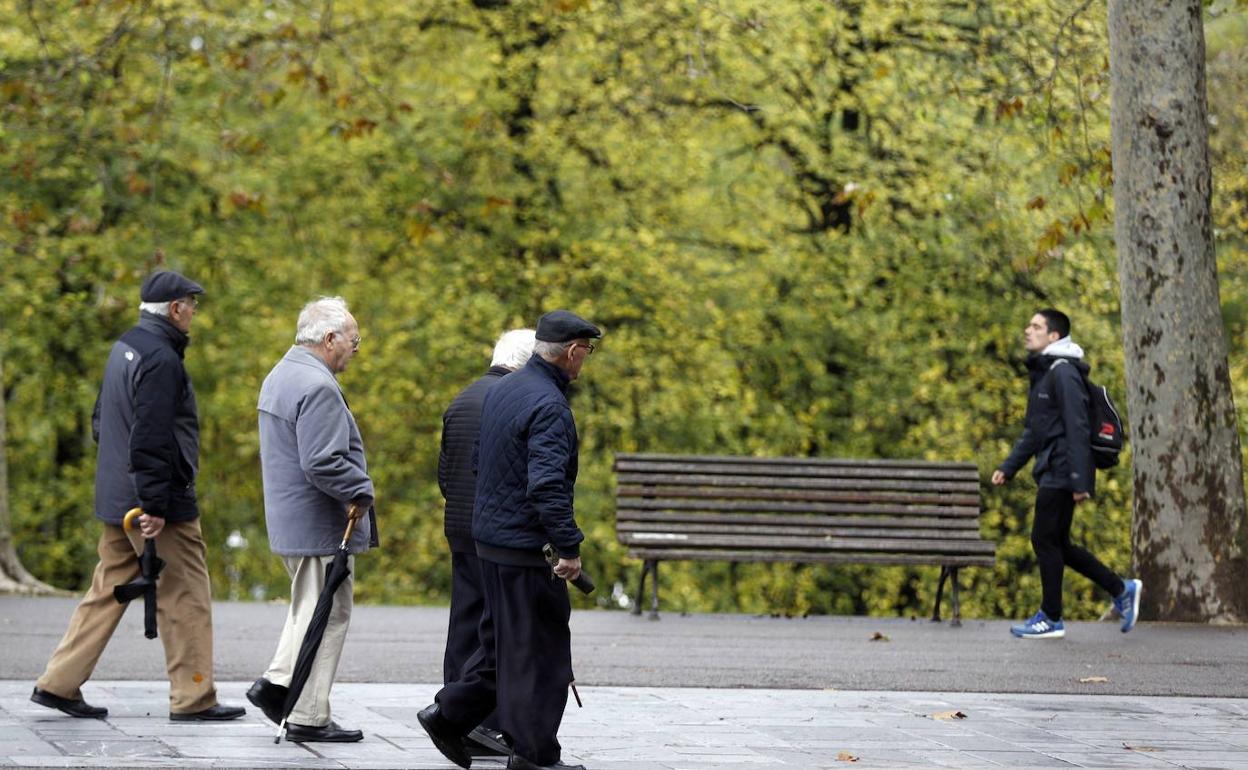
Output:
[992, 309, 1142, 639]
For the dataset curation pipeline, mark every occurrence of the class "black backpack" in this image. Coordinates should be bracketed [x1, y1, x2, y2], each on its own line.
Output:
[1050, 360, 1125, 469]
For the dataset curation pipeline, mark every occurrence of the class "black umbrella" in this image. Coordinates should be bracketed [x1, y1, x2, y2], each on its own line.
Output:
[274, 506, 362, 743]
[113, 507, 164, 639]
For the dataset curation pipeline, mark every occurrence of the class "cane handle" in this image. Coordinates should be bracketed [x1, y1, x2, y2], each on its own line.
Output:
[122, 508, 144, 532]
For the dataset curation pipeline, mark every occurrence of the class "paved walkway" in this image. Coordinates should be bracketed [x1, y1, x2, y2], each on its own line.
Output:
[3, 598, 1248, 768]
[2, 681, 1247, 769]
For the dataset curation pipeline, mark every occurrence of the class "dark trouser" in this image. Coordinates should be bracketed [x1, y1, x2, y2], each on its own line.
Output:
[443, 550, 497, 730]
[1032, 487, 1125, 621]
[436, 559, 573, 766]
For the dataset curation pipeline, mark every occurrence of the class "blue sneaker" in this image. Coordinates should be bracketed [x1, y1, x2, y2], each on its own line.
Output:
[1114, 579, 1142, 633]
[1010, 609, 1065, 639]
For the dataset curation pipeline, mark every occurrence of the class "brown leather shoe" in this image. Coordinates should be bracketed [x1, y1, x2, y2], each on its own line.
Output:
[31, 687, 107, 719]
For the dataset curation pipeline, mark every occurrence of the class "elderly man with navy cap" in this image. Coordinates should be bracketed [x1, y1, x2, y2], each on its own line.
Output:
[419, 311, 599, 770]
[32, 269, 245, 723]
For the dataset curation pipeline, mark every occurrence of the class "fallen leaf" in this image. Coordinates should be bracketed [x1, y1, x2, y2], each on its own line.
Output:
[836, 751, 859, 762]
[1079, 676, 1110, 683]
[930, 710, 967, 721]
[870, 631, 890, 642]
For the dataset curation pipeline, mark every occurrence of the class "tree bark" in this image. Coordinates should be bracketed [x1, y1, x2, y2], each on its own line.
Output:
[1108, 0, 1248, 622]
[0, 350, 65, 595]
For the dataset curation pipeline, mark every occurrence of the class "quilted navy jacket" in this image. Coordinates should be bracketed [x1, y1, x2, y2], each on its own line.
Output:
[472, 354, 585, 558]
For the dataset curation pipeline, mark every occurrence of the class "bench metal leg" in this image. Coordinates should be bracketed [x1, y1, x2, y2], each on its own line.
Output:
[632, 560, 661, 619]
[931, 565, 950, 623]
[648, 560, 660, 620]
[931, 565, 963, 627]
[632, 561, 648, 616]
[949, 567, 962, 627]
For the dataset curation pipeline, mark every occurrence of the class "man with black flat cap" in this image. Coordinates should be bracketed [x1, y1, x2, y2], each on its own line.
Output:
[31, 269, 245, 723]
[419, 310, 599, 770]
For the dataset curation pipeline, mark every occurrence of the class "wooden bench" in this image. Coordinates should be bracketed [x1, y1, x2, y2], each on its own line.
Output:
[614, 452, 995, 625]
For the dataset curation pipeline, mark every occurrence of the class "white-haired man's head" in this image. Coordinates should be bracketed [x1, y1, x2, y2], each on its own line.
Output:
[296, 297, 351, 345]
[491, 328, 537, 370]
[295, 296, 360, 374]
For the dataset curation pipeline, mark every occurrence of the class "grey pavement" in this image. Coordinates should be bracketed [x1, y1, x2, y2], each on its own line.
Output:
[2, 682, 1247, 769]
[2, 598, 1247, 768]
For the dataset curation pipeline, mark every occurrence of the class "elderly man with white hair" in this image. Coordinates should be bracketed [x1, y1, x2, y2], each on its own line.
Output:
[436, 328, 536, 759]
[247, 296, 376, 743]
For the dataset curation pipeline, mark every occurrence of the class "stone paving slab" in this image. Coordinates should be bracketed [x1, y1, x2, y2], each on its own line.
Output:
[1, 681, 1246, 769]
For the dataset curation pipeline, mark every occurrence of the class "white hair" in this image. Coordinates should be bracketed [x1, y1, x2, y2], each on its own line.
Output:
[295, 296, 351, 345]
[139, 301, 172, 317]
[534, 340, 572, 360]
[491, 328, 537, 369]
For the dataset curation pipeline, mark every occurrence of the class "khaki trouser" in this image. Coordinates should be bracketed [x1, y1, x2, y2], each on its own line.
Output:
[263, 554, 354, 727]
[37, 518, 218, 714]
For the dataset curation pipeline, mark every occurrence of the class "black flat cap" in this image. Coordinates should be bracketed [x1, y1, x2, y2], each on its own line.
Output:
[535, 310, 601, 343]
[140, 270, 205, 302]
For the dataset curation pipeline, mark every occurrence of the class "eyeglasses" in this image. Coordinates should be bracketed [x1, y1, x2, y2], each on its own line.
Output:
[175, 296, 199, 310]
[333, 332, 361, 349]
[576, 342, 595, 355]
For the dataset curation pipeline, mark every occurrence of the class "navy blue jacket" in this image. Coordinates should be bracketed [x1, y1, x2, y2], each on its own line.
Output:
[472, 355, 585, 558]
[438, 365, 510, 553]
[999, 353, 1095, 495]
[92, 312, 200, 523]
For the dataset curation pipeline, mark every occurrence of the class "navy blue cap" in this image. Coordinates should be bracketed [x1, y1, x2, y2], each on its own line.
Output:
[140, 270, 205, 302]
[535, 310, 601, 343]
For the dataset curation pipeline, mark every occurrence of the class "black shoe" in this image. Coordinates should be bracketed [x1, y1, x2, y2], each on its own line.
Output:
[417, 703, 471, 769]
[507, 755, 585, 770]
[169, 704, 247, 722]
[467, 725, 511, 757]
[31, 687, 107, 719]
[246, 677, 288, 725]
[285, 720, 364, 743]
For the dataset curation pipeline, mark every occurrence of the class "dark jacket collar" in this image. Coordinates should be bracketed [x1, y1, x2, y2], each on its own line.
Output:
[526, 354, 571, 394]
[486, 365, 512, 378]
[138, 311, 189, 358]
[1025, 352, 1091, 383]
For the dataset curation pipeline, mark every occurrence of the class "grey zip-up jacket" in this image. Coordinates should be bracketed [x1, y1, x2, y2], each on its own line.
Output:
[258, 346, 376, 556]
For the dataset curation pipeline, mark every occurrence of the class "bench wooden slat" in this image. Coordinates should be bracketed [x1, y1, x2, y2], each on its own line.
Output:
[616, 509, 982, 530]
[615, 459, 978, 481]
[616, 498, 980, 518]
[619, 532, 997, 555]
[617, 472, 980, 494]
[625, 548, 996, 567]
[617, 522, 986, 540]
[616, 452, 977, 471]
[618, 485, 981, 507]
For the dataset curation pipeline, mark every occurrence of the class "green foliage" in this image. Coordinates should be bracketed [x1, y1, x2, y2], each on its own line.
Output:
[2, 0, 1243, 621]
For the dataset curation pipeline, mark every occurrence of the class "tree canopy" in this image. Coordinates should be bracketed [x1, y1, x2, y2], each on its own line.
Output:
[2, 0, 1245, 619]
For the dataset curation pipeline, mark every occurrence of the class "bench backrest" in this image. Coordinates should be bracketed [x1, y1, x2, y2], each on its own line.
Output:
[614, 453, 995, 567]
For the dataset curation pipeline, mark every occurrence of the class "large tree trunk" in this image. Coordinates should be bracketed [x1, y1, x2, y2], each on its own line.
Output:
[0, 350, 64, 595]
[1108, 0, 1248, 622]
